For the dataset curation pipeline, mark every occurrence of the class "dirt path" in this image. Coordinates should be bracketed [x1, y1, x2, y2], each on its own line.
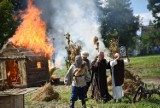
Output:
[142, 77, 160, 85]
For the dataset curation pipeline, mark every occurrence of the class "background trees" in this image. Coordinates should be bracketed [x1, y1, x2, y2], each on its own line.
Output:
[138, 0, 160, 55]
[0, 0, 18, 48]
[99, 0, 140, 51]
[0, 0, 27, 49]
[147, 0, 160, 28]
[140, 24, 160, 54]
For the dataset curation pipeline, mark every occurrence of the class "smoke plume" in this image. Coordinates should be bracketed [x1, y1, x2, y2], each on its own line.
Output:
[35, 0, 108, 67]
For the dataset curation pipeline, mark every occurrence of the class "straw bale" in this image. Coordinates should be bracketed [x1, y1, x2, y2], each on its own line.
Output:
[123, 69, 143, 95]
[32, 83, 60, 101]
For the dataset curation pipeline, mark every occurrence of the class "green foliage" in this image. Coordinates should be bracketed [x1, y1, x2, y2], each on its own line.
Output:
[99, 0, 140, 49]
[147, 0, 160, 28]
[140, 25, 160, 54]
[46, 67, 57, 82]
[0, 0, 18, 49]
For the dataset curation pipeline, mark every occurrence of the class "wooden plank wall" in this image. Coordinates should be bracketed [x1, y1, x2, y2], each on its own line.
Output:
[0, 61, 7, 80]
[18, 60, 27, 86]
[0, 42, 49, 87]
[0, 94, 24, 108]
[25, 57, 49, 87]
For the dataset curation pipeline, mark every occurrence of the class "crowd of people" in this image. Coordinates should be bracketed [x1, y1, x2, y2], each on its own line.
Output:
[64, 51, 129, 108]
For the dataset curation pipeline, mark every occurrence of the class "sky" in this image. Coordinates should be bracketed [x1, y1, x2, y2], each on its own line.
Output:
[130, 0, 154, 26]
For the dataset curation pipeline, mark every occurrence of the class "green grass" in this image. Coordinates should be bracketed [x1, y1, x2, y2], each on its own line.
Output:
[25, 91, 160, 108]
[126, 55, 160, 77]
[140, 69, 160, 77]
[127, 55, 160, 68]
[25, 55, 160, 108]
[54, 68, 67, 77]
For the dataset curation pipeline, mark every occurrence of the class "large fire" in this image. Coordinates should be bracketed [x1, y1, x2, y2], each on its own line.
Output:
[9, 0, 54, 58]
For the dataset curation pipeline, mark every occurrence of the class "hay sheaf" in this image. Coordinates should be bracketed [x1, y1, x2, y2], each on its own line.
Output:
[107, 69, 143, 95]
[32, 83, 60, 101]
[124, 69, 143, 95]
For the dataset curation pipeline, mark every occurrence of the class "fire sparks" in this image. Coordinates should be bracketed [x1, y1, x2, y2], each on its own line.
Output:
[9, 0, 54, 58]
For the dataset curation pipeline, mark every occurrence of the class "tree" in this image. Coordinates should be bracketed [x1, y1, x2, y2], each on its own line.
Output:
[11, 0, 27, 11]
[99, 0, 140, 50]
[0, 0, 18, 49]
[141, 24, 160, 54]
[147, 0, 160, 28]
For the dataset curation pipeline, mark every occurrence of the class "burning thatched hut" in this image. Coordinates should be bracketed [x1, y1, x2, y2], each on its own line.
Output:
[0, 42, 49, 88]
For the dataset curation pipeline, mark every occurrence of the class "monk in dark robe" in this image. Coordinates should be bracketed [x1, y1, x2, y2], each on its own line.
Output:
[91, 51, 112, 103]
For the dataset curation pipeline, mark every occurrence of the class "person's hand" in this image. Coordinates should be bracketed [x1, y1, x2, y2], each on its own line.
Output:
[114, 54, 119, 60]
[96, 57, 100, 62]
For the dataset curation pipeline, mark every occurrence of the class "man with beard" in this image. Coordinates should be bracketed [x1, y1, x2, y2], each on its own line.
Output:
[91, 51, 112, 103]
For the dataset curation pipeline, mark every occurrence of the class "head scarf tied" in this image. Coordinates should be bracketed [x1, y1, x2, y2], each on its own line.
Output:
[75, 55, 82, 68]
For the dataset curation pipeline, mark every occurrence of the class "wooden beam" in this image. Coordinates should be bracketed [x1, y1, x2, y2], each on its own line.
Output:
[0, 57, 27, 60]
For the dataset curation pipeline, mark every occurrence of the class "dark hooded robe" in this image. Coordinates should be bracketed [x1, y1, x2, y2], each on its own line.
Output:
[91, 57, 112, 102]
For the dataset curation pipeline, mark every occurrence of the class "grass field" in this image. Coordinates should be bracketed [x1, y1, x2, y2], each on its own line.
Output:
[25, 55, 160, 108]
[127, 55, 160, 79]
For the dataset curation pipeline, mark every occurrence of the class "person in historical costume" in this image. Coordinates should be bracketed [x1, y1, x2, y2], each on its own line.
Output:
[110, 53, 129, 102]
[64, 55, 91, 108]
[81, 51, 92, 99]
[91, 51, 112, 103]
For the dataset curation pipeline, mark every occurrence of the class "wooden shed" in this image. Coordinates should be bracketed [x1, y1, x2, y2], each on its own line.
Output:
[0, 94, 24, 108]
[0, 42, 50, 88]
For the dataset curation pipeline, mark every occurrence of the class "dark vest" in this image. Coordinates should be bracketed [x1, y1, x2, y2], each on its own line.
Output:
[113, 60, 124, 86]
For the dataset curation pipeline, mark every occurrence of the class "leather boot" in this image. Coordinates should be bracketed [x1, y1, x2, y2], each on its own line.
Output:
[70, 101, 75, 108]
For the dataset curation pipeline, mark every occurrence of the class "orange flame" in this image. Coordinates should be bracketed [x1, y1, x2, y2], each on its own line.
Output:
[6, 60, 20, 84]
[9, 0, 54, 58]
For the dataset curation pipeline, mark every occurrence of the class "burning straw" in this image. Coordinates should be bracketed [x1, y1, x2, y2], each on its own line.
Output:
[32, 83, 60, 101]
